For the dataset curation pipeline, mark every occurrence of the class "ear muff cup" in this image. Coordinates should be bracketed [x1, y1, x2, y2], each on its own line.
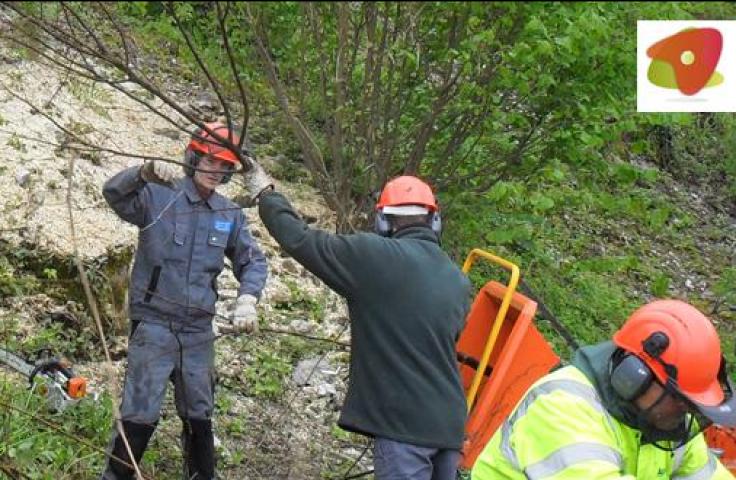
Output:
[374, 211, 391, 236]
[430, 211, 441, 236]
[611, 354, 655, 401]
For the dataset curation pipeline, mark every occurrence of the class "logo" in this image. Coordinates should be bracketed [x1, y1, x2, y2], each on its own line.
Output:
[638, 21, 736, 112]
[214, 220, 232, 233]
[646, 28, 723, 95]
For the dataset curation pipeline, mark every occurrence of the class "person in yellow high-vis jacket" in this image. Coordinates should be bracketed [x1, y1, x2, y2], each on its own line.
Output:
[472, 300, 736, 479]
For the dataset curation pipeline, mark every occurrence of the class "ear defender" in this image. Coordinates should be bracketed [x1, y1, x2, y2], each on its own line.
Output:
[430, 211, 442, 235]
[374, 211, 391, 236]
[611, 353, 655, 401]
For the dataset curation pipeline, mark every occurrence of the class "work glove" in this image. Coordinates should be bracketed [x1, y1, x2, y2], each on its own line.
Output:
[230, 294, 259, 334]
[243, 159, 274, 206]
[140, 160, 178, 186]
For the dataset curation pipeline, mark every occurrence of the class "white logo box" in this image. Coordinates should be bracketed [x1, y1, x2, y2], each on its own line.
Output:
[637, 20, 736, 113]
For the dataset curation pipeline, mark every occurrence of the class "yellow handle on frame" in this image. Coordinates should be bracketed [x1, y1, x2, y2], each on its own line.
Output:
[461, 248, 520, 412]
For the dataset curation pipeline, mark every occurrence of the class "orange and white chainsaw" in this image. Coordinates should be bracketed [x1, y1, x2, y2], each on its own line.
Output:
[0, 347, 88, 412]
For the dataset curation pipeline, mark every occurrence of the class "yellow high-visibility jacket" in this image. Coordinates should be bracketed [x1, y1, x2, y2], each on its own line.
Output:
[472, 365, 733, 479]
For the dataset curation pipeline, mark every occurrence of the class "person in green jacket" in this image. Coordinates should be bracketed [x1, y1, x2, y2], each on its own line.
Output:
[246, 164, 473, 479]
[472, 299, 736, 479]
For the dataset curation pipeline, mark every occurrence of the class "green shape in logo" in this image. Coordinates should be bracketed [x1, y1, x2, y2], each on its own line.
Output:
[648, 59, 723, 89]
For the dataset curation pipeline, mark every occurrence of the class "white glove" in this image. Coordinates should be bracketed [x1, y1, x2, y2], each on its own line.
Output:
[231, 294, 259, 334]
[245, 160, 274, 205]
[140, 160, 178, 185]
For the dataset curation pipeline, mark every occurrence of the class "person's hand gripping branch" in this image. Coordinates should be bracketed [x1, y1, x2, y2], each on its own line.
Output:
[140, 160, 179, 186]
[230, 294, 259, 334]
[240, 153, 274, 206]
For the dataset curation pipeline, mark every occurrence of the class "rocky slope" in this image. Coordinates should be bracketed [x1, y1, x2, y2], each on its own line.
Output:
[0, 44, 368, 479]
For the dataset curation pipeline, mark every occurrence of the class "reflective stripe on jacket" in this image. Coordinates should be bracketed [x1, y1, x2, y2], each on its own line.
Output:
[103, 166, 267, 331]
[471, 365, 733, 480]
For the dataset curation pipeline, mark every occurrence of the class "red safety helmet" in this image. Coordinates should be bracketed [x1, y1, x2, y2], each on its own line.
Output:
[187, 122, 241, 166]
[613, 300, 736, 426]
[375, 176, 438, 213]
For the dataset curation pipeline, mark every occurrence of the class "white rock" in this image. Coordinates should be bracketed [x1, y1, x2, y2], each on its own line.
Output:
[289, 319, 314, 334]
[315, 383, 337, 397]
[292, 357, 337, 386]
[15, 168, 30, 186]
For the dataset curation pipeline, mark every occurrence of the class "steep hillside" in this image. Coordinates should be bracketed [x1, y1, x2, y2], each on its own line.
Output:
[0, 45, 366, 479]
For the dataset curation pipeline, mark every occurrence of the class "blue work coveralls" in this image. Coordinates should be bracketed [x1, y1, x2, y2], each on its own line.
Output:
[100, 166, 267, 479]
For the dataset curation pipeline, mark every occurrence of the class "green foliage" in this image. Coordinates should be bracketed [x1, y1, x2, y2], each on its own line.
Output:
[0, 378, 112, 478]
[42, 268, 58, 280]
[15, 321, 97, 362]
[443, 126, 734, 358]
[651, 274, 671, 298]
[244, 349, 292, 399]
[99, 1, 736, 231]
[274, 279, 326, 323]
[6, 133, 27, 153]
[330, 425, 351, 442]
[713, 268, 736, 311]
[631, 113, 736, 206]
[0, 256, 40, 297]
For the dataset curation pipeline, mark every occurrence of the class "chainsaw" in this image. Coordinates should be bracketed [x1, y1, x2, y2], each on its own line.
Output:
[0, 347, 88, 412]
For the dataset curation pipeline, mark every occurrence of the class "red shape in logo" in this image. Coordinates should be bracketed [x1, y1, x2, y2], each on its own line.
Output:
[646, 28, 722, 96]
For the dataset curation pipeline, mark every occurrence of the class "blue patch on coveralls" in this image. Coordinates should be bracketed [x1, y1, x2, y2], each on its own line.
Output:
[214, 220, 233, 232]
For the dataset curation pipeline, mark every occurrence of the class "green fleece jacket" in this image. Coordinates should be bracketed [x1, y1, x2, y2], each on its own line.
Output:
[259, 192, 472, 449]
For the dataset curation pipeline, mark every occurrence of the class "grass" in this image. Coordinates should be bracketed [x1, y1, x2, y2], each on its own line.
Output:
[0, 378, 113, 478]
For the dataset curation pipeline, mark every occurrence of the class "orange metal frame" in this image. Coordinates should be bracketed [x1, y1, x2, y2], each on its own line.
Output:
[457, 249, 559, 469]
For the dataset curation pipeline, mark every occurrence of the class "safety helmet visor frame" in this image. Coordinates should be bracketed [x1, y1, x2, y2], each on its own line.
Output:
[671, 356, 736, 427]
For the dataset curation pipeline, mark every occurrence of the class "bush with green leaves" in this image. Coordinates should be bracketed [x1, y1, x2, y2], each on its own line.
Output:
[0, 378, 113, 478]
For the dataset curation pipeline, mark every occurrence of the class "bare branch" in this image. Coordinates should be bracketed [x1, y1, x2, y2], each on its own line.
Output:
[332, 3, 349, 194]
[215, 1, 250, 148]
[59, 2, 109, 56]
[244, 4, 335, 205]
[3, 2, 250, 167]
[164, 2, 234, 135]
[98, 2, 132, 67]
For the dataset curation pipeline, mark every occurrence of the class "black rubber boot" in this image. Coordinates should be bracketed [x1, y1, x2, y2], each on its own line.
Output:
[181, 418, 215, 480]
[101, 421, 156, 479]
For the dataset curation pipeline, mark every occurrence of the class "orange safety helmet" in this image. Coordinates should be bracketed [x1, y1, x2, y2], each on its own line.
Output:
[184, 122, 243, 184]
[187, 122, 241, 165]
[613, 299, 736, 426]
[374, 176, 441, 236]
[375, 176, 438, 212]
